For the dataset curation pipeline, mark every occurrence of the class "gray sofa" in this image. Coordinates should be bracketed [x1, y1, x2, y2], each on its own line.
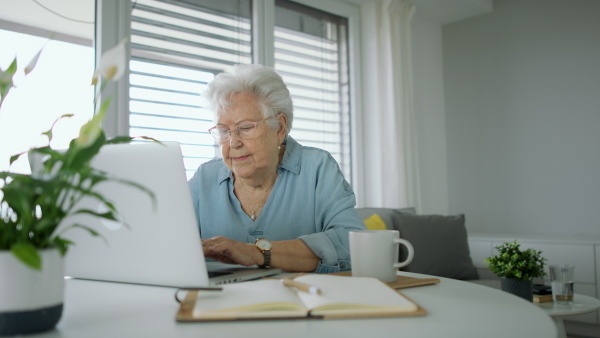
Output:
[355, 207, 480, 281]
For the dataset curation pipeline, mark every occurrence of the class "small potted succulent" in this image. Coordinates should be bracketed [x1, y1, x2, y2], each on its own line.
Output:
[484, 240, 547, 302]
[0, 38, 155, 335]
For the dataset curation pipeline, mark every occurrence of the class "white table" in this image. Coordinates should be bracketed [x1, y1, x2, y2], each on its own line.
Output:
[536, 294, 600, 338]
[469, 279, 600, 337]
[25, 272, 557, 338]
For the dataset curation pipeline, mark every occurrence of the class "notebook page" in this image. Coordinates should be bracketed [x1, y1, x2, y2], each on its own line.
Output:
[295, 275, 418, 312]
[192, 279, 306, 318]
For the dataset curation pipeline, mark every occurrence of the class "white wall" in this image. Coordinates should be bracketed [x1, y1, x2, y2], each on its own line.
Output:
[411, 13, 449, 215]
[443, 0, 600, 236]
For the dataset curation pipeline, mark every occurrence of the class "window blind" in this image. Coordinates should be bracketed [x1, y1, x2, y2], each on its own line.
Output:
[129, 0, 251, 179]
[274, 0, 351, 179]
[128, 0, 352, 181]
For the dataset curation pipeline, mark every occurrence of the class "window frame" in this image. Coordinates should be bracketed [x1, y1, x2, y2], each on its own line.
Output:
[96, 0, 363, 192]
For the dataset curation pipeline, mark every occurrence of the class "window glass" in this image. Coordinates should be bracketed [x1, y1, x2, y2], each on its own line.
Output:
[0, 29, 94, 173]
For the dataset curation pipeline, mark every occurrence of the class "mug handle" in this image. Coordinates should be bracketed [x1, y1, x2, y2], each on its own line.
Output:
[393, 238, 414, 269]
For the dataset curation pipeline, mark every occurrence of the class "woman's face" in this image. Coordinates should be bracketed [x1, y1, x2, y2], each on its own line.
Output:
[217, 93, 286, 181]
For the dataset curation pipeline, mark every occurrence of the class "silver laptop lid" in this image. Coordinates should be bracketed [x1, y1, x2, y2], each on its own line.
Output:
[59, 141, 210, 287]
[56, 141, 280, 287]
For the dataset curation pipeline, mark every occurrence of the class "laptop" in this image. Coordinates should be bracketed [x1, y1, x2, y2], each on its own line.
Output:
[52, 141, 281, 287]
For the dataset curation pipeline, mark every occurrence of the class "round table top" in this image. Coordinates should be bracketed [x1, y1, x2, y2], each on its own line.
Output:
[536, 293, 600, 317]
[27, 273, 557, 338]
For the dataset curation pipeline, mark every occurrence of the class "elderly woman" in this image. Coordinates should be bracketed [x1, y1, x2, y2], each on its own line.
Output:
[188, 64, 365, 273]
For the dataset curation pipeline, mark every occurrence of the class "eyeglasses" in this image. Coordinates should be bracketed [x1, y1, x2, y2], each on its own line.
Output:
[208, 116, 276, 144]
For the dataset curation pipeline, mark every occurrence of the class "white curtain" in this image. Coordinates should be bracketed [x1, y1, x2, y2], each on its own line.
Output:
[357, 0, 420, 210]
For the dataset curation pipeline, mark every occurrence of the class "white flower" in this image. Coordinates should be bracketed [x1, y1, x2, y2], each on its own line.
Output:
[91, 38, 128, 85]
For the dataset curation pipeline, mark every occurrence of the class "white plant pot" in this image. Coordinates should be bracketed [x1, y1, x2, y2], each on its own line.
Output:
[0, 248, 65, 335]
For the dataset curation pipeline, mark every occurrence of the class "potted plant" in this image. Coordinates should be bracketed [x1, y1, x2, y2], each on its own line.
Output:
[0, 38, 155, 335]
[484, 240, 547, 302]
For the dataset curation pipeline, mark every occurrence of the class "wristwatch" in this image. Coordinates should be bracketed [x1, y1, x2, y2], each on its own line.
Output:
[255, 238, 273, 268]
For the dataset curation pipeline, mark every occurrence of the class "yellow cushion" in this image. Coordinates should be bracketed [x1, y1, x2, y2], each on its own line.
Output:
[363, 213, 387, 230]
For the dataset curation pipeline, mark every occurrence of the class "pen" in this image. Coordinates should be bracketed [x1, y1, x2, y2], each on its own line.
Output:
[281, 278, 322, 295]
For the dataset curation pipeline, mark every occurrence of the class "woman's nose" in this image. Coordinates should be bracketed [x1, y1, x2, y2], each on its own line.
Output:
[228, 132, 243, 148]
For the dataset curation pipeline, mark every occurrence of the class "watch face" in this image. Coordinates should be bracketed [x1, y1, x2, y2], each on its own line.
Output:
[256, 239, 272, 250]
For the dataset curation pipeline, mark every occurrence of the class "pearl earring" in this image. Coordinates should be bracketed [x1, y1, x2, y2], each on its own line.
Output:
[278, 145, 281, 150]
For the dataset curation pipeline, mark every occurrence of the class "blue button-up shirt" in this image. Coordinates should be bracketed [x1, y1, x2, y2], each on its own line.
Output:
[188, 136, 366, 273]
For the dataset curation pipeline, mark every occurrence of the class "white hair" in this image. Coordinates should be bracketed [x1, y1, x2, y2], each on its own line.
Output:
[203, 64, 294, 136]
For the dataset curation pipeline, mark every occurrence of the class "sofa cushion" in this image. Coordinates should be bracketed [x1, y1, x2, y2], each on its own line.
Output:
[363, 214, 387, 230]
[391, 211, 479, 280]
[355, 207, 416, 230]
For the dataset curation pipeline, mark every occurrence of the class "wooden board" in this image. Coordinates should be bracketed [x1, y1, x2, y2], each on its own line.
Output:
[328, 271, 441, 289]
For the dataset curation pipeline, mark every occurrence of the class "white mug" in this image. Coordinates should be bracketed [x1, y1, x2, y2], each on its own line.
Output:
[349, 230, 414, 283]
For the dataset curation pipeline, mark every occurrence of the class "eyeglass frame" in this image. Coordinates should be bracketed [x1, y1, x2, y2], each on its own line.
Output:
[208, 115, 277, 144]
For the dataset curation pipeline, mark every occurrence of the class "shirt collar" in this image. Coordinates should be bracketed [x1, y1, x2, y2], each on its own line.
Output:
[216, 136, 303, 185]
[278, 136, 301, 175]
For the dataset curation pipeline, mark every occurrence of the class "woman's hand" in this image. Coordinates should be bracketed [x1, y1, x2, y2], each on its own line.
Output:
[202, 236, 321, 271]
[202, 236, 261, 266]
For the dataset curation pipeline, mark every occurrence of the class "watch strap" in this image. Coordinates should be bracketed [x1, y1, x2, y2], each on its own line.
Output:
[258, 249, 271, 268]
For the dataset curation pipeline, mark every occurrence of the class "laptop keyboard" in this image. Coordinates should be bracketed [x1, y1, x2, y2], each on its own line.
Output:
[208, 271, 233, 278]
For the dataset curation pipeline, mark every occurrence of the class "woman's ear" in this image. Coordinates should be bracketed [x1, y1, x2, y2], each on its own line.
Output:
[277, 113, 287, 142]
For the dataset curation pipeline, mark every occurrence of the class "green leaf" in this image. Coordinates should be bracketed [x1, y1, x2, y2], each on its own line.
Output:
[11, 243, 41, 270]
[29, 147, 61, 166]
[138, 136, 163, 144]
[9, 151, 26, 165]
[62, 131, 105, 172]
[105, 136, 134, 144]
[69, 223, 109, 246]
[6, 58, 18, 74]
[104, 135, 163, 145]
[51, 237, 74, 256]
[111, 177, 156, 209]
[73, 209, 119, 221]
[42, 114, 74, 142]
[2, 181, 36, 226]
[0, 59, 18, 107]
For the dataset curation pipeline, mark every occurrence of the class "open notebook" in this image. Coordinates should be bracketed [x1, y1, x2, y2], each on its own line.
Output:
[51, 141, 280, 287]
[176, 274, 427, 321]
